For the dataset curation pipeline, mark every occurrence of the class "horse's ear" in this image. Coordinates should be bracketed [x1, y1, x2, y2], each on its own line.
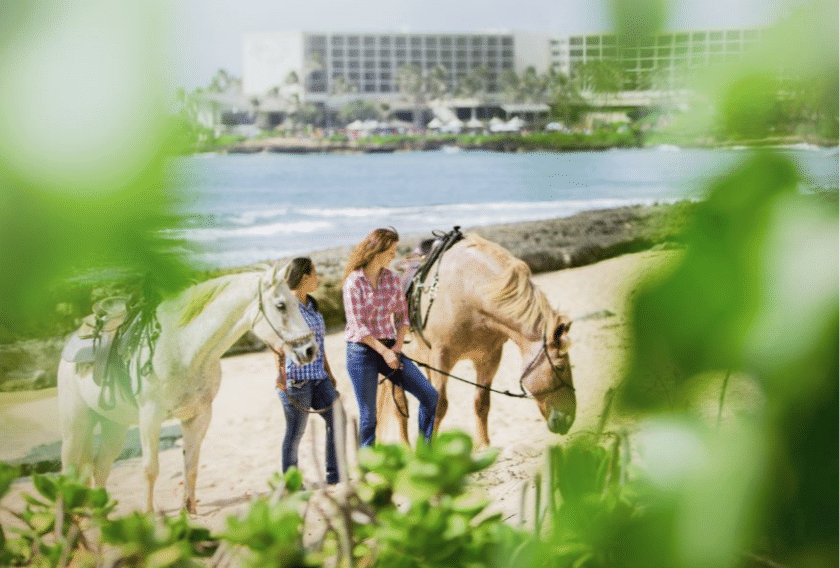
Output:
[552, 319, 571, 346]
[271, 261, 289, 286]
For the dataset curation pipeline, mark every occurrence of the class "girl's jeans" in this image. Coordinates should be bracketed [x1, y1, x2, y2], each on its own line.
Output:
[346, 340, 439, 447]
[276, 377, 339, 484]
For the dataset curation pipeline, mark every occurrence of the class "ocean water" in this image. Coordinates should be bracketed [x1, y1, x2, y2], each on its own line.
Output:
[167, 145, 839, 269]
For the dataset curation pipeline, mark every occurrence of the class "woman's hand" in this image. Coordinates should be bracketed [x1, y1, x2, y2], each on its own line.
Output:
[276, 371, 287, 391]
[382, 348, 400, 370]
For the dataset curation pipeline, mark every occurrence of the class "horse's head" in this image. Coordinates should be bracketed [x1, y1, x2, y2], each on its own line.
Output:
[251, 263, 317, 365]
[523, 315, 576, 435]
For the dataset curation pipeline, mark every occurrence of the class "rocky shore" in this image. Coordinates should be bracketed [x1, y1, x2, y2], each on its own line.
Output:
[0, 202, 693, 393]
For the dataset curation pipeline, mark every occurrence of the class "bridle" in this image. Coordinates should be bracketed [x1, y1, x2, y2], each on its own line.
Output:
[255, 277, 314, 357]
[518, 337, 575, 397]
[401, 335, 574, 401]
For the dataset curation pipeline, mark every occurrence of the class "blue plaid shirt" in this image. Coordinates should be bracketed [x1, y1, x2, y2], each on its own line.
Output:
[285, 296, 328, 383]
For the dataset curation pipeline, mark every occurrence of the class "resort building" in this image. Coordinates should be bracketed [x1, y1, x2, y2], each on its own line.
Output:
[550, 28, 765, 91]
[243, 30, 553, 100]
[234, 27, 763, 129]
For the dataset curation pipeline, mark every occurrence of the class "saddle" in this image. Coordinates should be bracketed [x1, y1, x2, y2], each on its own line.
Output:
[406, 226, 463, 347]
[61, 295, 159, 408]
[61, 297, 130, 363]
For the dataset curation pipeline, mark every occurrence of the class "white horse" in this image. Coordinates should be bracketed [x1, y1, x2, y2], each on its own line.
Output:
[57, 262, 317, 513]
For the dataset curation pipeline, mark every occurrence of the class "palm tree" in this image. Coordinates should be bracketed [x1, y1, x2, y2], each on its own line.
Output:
[396, 64, 424, 128]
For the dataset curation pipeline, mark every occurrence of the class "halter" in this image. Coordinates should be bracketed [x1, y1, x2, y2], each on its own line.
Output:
[517, 337, 575, 397]
[402, 334, 573, 401]
[255, 277, 314, 356]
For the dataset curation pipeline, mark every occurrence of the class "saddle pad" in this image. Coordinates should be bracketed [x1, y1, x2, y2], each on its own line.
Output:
[61, 333, 96, 363]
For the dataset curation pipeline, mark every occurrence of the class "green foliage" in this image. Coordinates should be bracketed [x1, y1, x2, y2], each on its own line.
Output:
[220, 468, 312, 568]
[349, 432, 504, 568]
[618, 149, 838, 565]
[0, 2, 195, 338]
[100, 512, 214, 568]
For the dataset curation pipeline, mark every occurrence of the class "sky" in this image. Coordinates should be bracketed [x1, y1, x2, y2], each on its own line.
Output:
[170, 0, 809, 89]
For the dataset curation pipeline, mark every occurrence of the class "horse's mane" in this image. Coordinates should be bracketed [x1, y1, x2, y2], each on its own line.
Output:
[464, 234, 558, 337]
[176, 263, 284, 327]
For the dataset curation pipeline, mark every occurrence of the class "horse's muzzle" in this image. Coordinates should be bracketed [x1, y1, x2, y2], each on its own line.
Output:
[287, 334, 317, 365]
[547, 409, 573, 435]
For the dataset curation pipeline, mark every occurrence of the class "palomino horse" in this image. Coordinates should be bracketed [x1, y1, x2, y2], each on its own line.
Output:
[57, 263, 317, 513]
[380, 232, 575, 448]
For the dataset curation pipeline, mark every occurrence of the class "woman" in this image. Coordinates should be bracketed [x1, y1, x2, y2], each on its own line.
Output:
[342, 227, 439, 447]
[276, 257, 339, 485]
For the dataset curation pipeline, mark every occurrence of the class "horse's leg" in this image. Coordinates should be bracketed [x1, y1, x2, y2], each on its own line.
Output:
[58, 361, 96, 481]
[180, 408, 212, 514]
[427, 348, 454, 435]
[93, 418, 128, 487]
[375, 380, 410, 444]
[138, 405, 164, 513]
[471, 348, 503, 450]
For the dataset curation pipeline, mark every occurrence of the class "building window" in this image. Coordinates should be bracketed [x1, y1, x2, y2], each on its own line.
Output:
[380, 49, 391, 57]
[348, 36, 359, 46]
[426, 49, 436, 57]
[364, 36, 375, 46]
[332, 36, 344, 45]
[456, 36, 467, 47]
[487, 37, 498, 46]
[381, 61, 391, 69]
[395, 37, 406, 46]
[380, 84, 391, 92]
[441, 50, 451, 58]
[379, 72, 391, 80]
[395, 49, 406, 57]
[710, 31, 723, 40]
[348, 72, 359, 80]
[586, 48, 599, 57]
[570, 36, 584, 46]
[309, 35, 326, 47]
[364, 60, 375, 69]
[441, 37, 452, 46]
[472, 49, 482, 58]
[332, 49, 343, 57]
[472, 37, 482, 46]
[365, 72, 375, 80]
[364, 83, 376, 92]
[364, 49, 375, 57]
[332, 61, 343, 69]
[348, 61, 359, 69]
[380, 37, 391, 46]
[425, 36, 436, 46]
[411, 36, 421, 46]
[348, 49, 359, 57]
[502, 37, 513, 46]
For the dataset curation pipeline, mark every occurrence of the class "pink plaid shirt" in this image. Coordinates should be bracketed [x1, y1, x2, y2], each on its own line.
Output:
[343, 268, 408, 343]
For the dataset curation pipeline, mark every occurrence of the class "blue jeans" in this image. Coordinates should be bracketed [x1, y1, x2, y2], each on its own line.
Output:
[346, 341, 439, 447]
[276, 377, 339, 484]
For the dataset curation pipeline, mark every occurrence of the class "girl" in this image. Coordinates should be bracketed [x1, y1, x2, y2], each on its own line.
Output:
[342, 228, 439, 446]
[276, 257, 339, 485]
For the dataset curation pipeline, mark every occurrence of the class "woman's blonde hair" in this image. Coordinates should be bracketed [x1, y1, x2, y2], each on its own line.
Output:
[343, 227, 399, 280]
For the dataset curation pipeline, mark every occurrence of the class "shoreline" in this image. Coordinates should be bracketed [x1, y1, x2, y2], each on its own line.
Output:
[215, 133, 838, 156]
[0, 202, 695, 392]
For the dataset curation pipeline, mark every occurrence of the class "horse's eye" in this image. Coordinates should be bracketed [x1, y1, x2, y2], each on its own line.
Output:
[275, 301, 286, 312]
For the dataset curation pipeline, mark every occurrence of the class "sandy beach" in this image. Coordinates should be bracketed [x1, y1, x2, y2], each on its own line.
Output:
[0, 248, 678, 534]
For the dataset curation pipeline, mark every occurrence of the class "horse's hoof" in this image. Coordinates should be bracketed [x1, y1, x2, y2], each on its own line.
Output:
[184, 499, 197, 515]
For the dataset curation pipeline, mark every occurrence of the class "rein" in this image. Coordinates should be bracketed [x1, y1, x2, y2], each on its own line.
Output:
[387, 339, 574, 419]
